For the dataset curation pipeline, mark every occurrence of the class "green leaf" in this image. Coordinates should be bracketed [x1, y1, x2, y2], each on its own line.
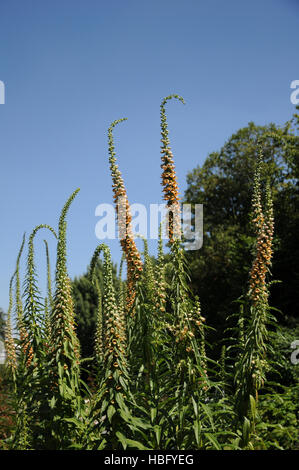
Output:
[154, 425, 162, 445]
[242, 417, 251, 445]
[193, 420, 200, 445]
[116, 432, 150, 450]
[150, 407, 157, 423]
[49, 396, 56, 409]
[107, 405, 116, 423]
[116, 431, 128, 450]
[249, 394, 257, 421]
[205, 433, 222, 450]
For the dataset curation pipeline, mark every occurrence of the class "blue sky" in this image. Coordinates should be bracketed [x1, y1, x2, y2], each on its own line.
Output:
[0, 0, 298, 311]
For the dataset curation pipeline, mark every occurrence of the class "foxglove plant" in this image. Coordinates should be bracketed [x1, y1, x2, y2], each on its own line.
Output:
[45, 189, 82, 449]
[234, 150, 275, 446]
[108, 120, 143, 312]
[87, 244, 145, 449]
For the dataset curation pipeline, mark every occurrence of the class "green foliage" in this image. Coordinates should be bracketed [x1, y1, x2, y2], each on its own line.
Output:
[257, 387, 299, 450]
[267, 322, 299, 386]
[2, 99, 297, 451]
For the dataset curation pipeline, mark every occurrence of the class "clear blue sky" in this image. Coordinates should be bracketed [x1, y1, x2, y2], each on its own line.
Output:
[0, 0, 298, 312]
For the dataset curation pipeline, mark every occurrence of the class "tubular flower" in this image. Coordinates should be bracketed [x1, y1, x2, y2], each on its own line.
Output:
[160, 95, 185, 243]
[108, 120, 143, 311]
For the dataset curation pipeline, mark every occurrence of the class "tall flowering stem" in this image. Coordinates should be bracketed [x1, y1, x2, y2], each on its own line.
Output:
[5, 275, 17, 379]
[234, 150, 275, 427]
[117, 254, 126, 318]
[89, 244, 132, 449]
[9, 227, 57, 449]
[44, 239, 53, 311]
[22, 224, 57, 368]
[14, 234, 26, 356]
[90, 244, 128, 374]
[49, 188, 81, 380]
[93, 278, 103, 366]
[248, 151, 274, 307]
[154, 224, 167, 316]
[46, 189, 81, 449]
[108, 120, 143, 311]
[43, 240, 53, 345]
[160, 94, 185, 243]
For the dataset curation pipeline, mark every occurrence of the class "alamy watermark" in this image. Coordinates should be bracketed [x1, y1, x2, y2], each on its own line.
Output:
[0, 80, 5, 104]
[290, 80, 299, 105]
[95, 200, 203, 251]
[290, 340, 299, 365]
